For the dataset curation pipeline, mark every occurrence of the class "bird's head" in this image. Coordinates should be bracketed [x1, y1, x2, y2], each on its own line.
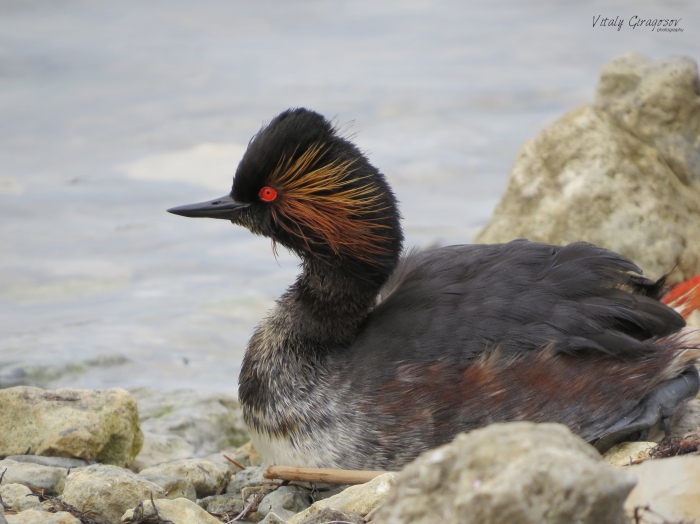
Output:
[168, 108, 403, 283]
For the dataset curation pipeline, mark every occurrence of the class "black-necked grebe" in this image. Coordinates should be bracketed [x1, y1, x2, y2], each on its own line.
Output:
[168, 108, 700, 470]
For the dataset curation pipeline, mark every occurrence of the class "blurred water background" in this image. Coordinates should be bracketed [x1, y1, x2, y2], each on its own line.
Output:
[1, 0, 699, 395]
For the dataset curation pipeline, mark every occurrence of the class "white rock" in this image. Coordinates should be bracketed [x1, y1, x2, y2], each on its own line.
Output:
[287, 473, 397, 524]
[136, 472, 196, 501]
[0, 483, 40, 512]
[0, 459, 67, 495]
[477, 54, 700, 283]
[624, 455, 700, 523]
[373, 422, 634, 524]
[0, 387, 143, 466]
[60, 464, 165, 524]
[3, 456, 89, 469]
[226, 465, 266, 497]
[138, 458, 229, 498]
[5, 510, 80, 524]
[121, 497, 222, 524]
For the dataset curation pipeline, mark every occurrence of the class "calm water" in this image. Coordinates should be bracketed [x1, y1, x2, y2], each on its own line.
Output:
[1, 0, 698, 395]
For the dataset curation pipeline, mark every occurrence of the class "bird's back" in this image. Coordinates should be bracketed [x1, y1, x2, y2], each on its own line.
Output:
[337, 240, 698, 464]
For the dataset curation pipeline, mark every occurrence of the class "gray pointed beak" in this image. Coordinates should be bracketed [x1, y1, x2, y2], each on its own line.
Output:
[167, 195, 250, 220]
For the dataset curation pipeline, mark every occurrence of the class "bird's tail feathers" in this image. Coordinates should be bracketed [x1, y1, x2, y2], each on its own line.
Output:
[663, 274, 700, 319]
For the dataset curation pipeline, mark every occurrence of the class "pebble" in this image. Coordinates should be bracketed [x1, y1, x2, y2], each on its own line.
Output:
[121, 497, 223, 524]
[60, 464, 165, 524]
[227, 466, 266, 496]
[199, 492, 245, 514]
[288, 473, 397, 524]
[5, 510, 81, 524]
[137, 472, 197, 501]
[138, 458, 229, 498]
[258, 485, 312, 519]
[297, 507, 365, 524]
[0, 484, 40, 512]
[0, 459, 67, 495]
[4, 456, 89, 469]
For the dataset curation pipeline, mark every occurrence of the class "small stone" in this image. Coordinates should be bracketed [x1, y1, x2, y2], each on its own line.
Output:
[199, 492, 245, 514]
[227, 466, 266, 496]
[0, 459, 67, 495]
[258, 486, 311, 518]
[0, 386, 143, 466]
[5, 510, 80, 524]
[4, 456, 89, 469]
[0, 483, 40, 512]
[259, 513, 287, 524]
[137, 472, 196, 501]
[288, 473, 397, 524]
[138, 458, 229, 498]
[121, 497, 222, 524]
[60, 464, 165, 524]
[624, 455, 700, 522]
[298, 507, 365, 524]
[602, 441, 657, 467]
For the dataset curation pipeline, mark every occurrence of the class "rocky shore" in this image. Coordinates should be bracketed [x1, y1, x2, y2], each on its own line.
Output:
[0, 385, 699, 524]
[2, 53, 700, 523]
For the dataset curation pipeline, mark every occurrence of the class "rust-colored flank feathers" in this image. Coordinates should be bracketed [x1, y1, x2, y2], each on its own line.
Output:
[267, 143, 391, 264]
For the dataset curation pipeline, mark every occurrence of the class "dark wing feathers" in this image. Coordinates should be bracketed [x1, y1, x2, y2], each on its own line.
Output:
[358, 239, 684, 362]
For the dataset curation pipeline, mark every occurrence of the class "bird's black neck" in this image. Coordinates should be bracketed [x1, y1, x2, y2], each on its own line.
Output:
[288, 258, 384, 347]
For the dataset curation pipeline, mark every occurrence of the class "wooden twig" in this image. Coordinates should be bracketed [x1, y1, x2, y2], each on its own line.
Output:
[223, 454, 246, 470]
[264, 466, 388, 485]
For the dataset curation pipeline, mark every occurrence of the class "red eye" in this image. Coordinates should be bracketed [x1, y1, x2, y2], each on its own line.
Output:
[259, 186, 277, 202]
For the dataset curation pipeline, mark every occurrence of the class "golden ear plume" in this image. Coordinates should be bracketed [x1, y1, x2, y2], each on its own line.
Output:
[268, 144, 392, 264]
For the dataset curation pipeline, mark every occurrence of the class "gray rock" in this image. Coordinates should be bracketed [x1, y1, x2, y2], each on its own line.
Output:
[5, 510, 81, 524]
[129, 388, 248, 471]
[121, 497, 222, 524]
[4, 456, 89, 469]
[259, 513, 287, 524]
[624, 455, 700, 523]
[258, 486, 312, 518]
[60, 464, 165, 524]
[297, 507, 365, 524]
[0, 483, 40, 512]
[373, 422, 635, 524]
[0, 459, 66, 495]
[226, 466, 266, 496]
[199, 492, 245, 514]
[0, 505, 5, 524]
[137, 472, 196, 502]
[0, 386, 143, 466]
[138, 458, 229, 498]
[477, 54, 700, 283]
